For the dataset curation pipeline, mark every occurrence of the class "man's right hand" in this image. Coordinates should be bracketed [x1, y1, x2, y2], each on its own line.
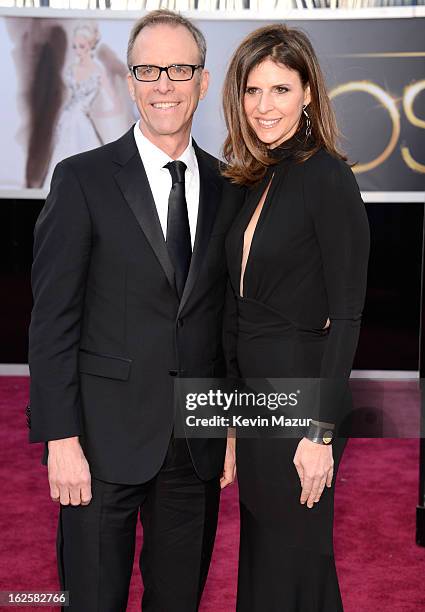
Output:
[47, 436, 92, 506]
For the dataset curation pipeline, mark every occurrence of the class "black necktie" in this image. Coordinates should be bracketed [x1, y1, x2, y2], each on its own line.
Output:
[164, 160, 192, 299]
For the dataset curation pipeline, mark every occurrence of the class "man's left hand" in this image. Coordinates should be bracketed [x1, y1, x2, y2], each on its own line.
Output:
[220, 436, 236, 489]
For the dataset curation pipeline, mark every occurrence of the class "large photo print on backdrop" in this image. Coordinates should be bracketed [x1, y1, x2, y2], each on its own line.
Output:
[0, 14, 424, 192]
[0, 16, 136, 190]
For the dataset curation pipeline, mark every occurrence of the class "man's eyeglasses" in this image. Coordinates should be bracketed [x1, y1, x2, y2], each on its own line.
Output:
[131, 64, 204, 82]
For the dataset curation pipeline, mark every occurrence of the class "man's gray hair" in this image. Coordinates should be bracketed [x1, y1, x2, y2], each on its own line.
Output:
[127, 9, 207, 69]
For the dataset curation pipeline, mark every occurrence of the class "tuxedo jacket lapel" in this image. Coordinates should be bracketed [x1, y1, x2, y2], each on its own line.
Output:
[112, 129, 220, 309]
[113, 128, 175, 291]
[177, 143, 220, 316]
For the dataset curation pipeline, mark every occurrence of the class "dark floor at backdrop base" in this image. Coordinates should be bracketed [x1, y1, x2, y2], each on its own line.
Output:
[1, 377, 424, 611]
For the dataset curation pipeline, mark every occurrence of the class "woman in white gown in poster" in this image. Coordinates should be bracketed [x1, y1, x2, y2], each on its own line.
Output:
[43, 22, 133, 188]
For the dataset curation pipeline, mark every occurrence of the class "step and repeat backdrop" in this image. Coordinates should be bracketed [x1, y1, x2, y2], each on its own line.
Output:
[0, 12, 424, 193]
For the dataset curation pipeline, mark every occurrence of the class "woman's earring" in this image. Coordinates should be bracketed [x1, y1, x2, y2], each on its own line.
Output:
[303, 104, 312, 139]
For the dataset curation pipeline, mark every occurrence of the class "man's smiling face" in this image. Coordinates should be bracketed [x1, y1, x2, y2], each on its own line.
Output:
[127, 23, 209, 148]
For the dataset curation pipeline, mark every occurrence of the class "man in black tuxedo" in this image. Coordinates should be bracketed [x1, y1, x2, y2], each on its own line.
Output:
[28, 10, 238, 611]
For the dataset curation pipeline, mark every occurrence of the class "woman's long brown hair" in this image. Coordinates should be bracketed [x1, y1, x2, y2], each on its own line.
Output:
[222, 24, 346, 186]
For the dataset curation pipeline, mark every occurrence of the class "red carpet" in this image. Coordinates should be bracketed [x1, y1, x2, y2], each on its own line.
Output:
[1, 376, 424, 611]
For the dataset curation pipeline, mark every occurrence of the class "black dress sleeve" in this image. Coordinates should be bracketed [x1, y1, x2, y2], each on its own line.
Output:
[222, 179, 246, 379]
[223, 279, 240, 379]
[303, 153, 370, 424]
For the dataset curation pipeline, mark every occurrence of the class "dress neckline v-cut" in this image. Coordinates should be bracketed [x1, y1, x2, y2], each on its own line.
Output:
[239, 173, 274, 298]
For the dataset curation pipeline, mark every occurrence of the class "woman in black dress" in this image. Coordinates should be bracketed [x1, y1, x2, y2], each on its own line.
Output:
[222, 25, 370, 611]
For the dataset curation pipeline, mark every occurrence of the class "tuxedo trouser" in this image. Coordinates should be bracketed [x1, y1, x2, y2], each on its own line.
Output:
[56, 436, 221, 612]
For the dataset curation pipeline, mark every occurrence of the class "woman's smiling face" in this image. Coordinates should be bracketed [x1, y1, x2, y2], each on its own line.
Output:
[243, 58, 311, 149]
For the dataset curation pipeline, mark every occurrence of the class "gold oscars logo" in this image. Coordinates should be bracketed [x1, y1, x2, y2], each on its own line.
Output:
[330, 79, 425, 174]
